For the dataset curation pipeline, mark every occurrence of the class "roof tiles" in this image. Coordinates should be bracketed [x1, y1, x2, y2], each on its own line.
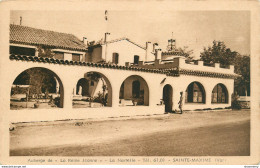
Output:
[9, 54, 239, 79]
[10, 24, 87, 51]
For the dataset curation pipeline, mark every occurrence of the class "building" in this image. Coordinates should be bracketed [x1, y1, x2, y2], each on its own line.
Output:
[86, 37, 156, 65]
[6, 24, 239, 122]
[10, 24, 87, 61]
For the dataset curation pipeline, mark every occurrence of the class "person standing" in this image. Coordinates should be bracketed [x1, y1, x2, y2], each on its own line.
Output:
[178, 91, 183, 114]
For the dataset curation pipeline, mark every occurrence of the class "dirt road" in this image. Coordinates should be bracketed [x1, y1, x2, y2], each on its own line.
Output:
[10, 110, 250, 156]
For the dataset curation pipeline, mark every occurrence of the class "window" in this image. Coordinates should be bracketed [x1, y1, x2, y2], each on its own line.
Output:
[185, 82, 205, 103]
[54, 52, 64, 60]
[112, 53, 119, 64]
[10, 46, 35, 56]
[212, 84, 228, 103]
[72, 53, 81, 61]
[134, 55, 139, 64]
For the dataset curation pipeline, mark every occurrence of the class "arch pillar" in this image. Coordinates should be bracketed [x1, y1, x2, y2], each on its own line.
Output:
[111, 76, 123, 108]
[62, 76, 78, 109]
[149, 84, 160, 107]
[205, 88, 212, 106]
[112, 84, 120, 108]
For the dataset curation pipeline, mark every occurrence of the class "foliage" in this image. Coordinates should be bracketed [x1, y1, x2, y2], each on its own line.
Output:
[12, 68, 57, 99]
[200, 40, 250, 96]
[231, 92, 241, 110]
[233, 55, 250, 96]
[200, 41, 238, 67]
[93, 91, 108, 106]
[86, 72, 102, 82]
[88, 41, 96, 46]
[86, 72, 108, 106]
[53, 97, 61, 107]
[11, 86, 28, 95]
[167, 45, 194, 62]
[176, 46, 194, 63]
[37, 45, 55, 58]
[26, 68, 55, 98]
[86, 72, 107, 92]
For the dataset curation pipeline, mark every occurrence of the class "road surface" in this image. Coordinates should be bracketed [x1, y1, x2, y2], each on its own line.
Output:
[10, 110, 250, 156]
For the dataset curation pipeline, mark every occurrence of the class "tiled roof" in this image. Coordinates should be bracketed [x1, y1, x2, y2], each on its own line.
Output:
[178, 69, 240, 79]
[10, 24, 87, 51]
[162, 51, 187, 56]
[9, 54, 166, 74]
[9, 54, 239, 79]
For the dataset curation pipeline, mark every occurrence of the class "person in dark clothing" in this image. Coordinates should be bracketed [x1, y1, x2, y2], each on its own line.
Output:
[178, 91, 183, 114]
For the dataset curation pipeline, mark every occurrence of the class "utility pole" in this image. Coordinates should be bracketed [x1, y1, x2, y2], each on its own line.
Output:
[20, 16, 22, 25]
[104, 10, 110, 61]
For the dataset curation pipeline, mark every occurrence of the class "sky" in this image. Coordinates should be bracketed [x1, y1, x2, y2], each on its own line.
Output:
[10, 10, 250, 59]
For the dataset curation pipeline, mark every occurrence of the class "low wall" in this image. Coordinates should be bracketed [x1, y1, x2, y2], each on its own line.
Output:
[10, 106, 165, 123]
[183, 103, 231, 111]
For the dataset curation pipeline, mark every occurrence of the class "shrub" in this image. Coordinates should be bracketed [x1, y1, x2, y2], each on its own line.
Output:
[231, 93, 241, 110]
[54, 97, 60, 107]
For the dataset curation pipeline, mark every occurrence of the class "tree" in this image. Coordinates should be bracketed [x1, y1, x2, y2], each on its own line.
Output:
[176, 46, 194, 63]
[26, 68, 55, 99]
[200, 40, 238, 67]
[166, 45, 194, 62]
[234, 55, 250, 96]
[37, 45, 55, 58]
[12, 68, 56, 97]
[200, 40, 250, 96]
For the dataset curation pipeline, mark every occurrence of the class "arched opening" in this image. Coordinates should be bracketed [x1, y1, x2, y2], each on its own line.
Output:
[163, 84, 173, 112]
[119, 75, 149, 106]
[10, 67, 64, 110]
[72, 72, 112, 108]
[185, 81, 206, 103]
[212, 83, 228, 103]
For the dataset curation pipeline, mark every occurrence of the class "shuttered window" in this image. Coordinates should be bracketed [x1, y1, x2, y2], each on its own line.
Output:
[72, 53, 81, 61]
[112, 53, 119, 64]
[54, 52, 64, 60]
[134, 55, 139, 64]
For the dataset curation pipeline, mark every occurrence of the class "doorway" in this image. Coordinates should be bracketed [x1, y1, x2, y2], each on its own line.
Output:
[163, 84, 173, 112]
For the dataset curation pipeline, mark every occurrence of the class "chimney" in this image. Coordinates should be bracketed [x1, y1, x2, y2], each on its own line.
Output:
[229, 65, 234, 72]
[155, 49, 162, 60]
[145, 42, 152, 61]
[153, 43, 158, 53]
[83, 37, 88, 45]
[104, 32, 110, 43]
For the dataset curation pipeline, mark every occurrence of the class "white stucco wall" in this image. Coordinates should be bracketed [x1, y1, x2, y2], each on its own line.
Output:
[105, 40, 145, 65]
[88, 40, 156, 65]
[101, 40, 153, 65]
[3, 59, 234, 123]
[169, 75, 234, 111]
